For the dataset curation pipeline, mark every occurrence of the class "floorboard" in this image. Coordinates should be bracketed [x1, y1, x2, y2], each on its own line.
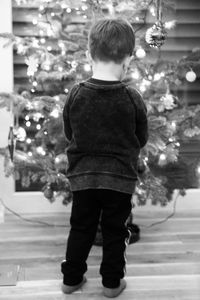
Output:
[0, 211, 200, 299]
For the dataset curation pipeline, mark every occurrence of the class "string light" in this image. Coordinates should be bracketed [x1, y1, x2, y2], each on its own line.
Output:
[197, 165, 200, 175]
[50, 108, 60, 118]
[58, 41, 65, 48]
[25, 115, 30, 121]
[28, 152, 33, 157]
[36, 146, 46, 156]
[159, 153, 166, 160]
[158, 153, 167, 166]
[171, 121, 176, 130]
[26, 138, 32, 144]
[36, 124, 41, 130]
[40, 38, 46, 44]
[84, 63, 91, 72]
[81, 5, 88, 11]
[58, 66, 64, 72]
[25, 121, 31, 127]
[47, 46, 52, 51]
[131, 69, 140, 80]
[32, 19, 38, 25]
[135, 48, 146, 59]
[39, 29, 45, 36]
[154, 72, 164, 81]
[150, 5, 156, 16]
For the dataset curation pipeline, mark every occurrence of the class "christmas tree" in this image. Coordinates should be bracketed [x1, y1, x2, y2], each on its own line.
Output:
[0, 0, 200, 207]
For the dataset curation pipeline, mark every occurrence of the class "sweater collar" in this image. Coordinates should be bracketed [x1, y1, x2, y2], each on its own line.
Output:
[80, 78, 125, 90]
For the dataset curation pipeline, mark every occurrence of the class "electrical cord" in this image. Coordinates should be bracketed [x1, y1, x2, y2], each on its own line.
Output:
[0, 192, 179, 229]
[138, 191, 179, 228]
[0, 198, 67, 227]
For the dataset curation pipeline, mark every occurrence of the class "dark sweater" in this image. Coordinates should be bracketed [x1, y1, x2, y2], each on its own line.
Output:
[63, 78, 148, 194]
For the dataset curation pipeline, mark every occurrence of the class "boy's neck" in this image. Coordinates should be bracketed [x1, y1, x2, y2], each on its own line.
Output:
[91, 60, 123, 81]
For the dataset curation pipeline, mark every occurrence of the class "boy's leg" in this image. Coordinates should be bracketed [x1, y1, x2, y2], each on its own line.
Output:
[99, 189, 133, 289]
[61, 189, 101, 286]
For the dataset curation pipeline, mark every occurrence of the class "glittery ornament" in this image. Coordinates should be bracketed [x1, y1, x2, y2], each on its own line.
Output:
[145, 21, 167, 48]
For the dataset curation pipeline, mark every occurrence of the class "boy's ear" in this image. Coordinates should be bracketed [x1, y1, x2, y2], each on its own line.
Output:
[123, 56, 133, 73]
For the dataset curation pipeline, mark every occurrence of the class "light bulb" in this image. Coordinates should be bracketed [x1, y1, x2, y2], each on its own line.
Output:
[136, 48, 146, 59]
[131, 69, 140, 79]
[84, 63, 91, 72]
[40, 38, 46, 44]
[171, 121, 176, 130]
[50, 108, 59, 118]
[159, 153, 166, 161]
[26, 138, 32, 144]
[32, 19, 38, 25]
[47, 46, 52, 51]
[36, 146, 46, 156]
[197, 165, 200, 174]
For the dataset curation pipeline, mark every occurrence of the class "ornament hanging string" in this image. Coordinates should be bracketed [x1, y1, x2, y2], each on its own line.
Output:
[157, 0, 162, 22]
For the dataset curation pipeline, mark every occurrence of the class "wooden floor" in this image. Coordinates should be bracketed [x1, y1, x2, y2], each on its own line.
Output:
[0, 210, 200, 299]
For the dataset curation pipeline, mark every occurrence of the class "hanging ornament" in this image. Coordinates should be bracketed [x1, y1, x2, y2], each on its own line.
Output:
[145, 0, 167, 48]
[43, 184, 54, 201]
[8, 126, 15, 162]
[185, 70, 196, 82]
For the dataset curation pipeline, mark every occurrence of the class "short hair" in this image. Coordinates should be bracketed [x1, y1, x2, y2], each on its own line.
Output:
[88, 17, 135, 64]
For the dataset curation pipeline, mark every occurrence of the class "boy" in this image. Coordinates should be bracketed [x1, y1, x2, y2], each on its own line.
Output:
[61, 17, 148, 298]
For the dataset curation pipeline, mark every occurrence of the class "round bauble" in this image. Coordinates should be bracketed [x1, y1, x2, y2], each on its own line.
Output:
[185, 70, 196, 82]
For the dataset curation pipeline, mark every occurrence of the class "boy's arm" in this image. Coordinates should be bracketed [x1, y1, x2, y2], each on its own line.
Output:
[62, 84, 79, 142]
[135, 91, 148, 148]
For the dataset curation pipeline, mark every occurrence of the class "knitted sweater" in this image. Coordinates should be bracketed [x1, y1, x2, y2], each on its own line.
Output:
[63, 78, 148, 194]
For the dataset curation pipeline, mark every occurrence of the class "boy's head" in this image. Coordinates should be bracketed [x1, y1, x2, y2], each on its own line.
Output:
[88, 17, 135, 65]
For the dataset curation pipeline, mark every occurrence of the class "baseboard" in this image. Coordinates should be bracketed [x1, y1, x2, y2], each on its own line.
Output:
[2, 188, 200, 215]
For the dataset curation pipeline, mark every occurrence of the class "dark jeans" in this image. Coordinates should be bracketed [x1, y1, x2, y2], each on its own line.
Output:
[61, 189, 133, 288]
